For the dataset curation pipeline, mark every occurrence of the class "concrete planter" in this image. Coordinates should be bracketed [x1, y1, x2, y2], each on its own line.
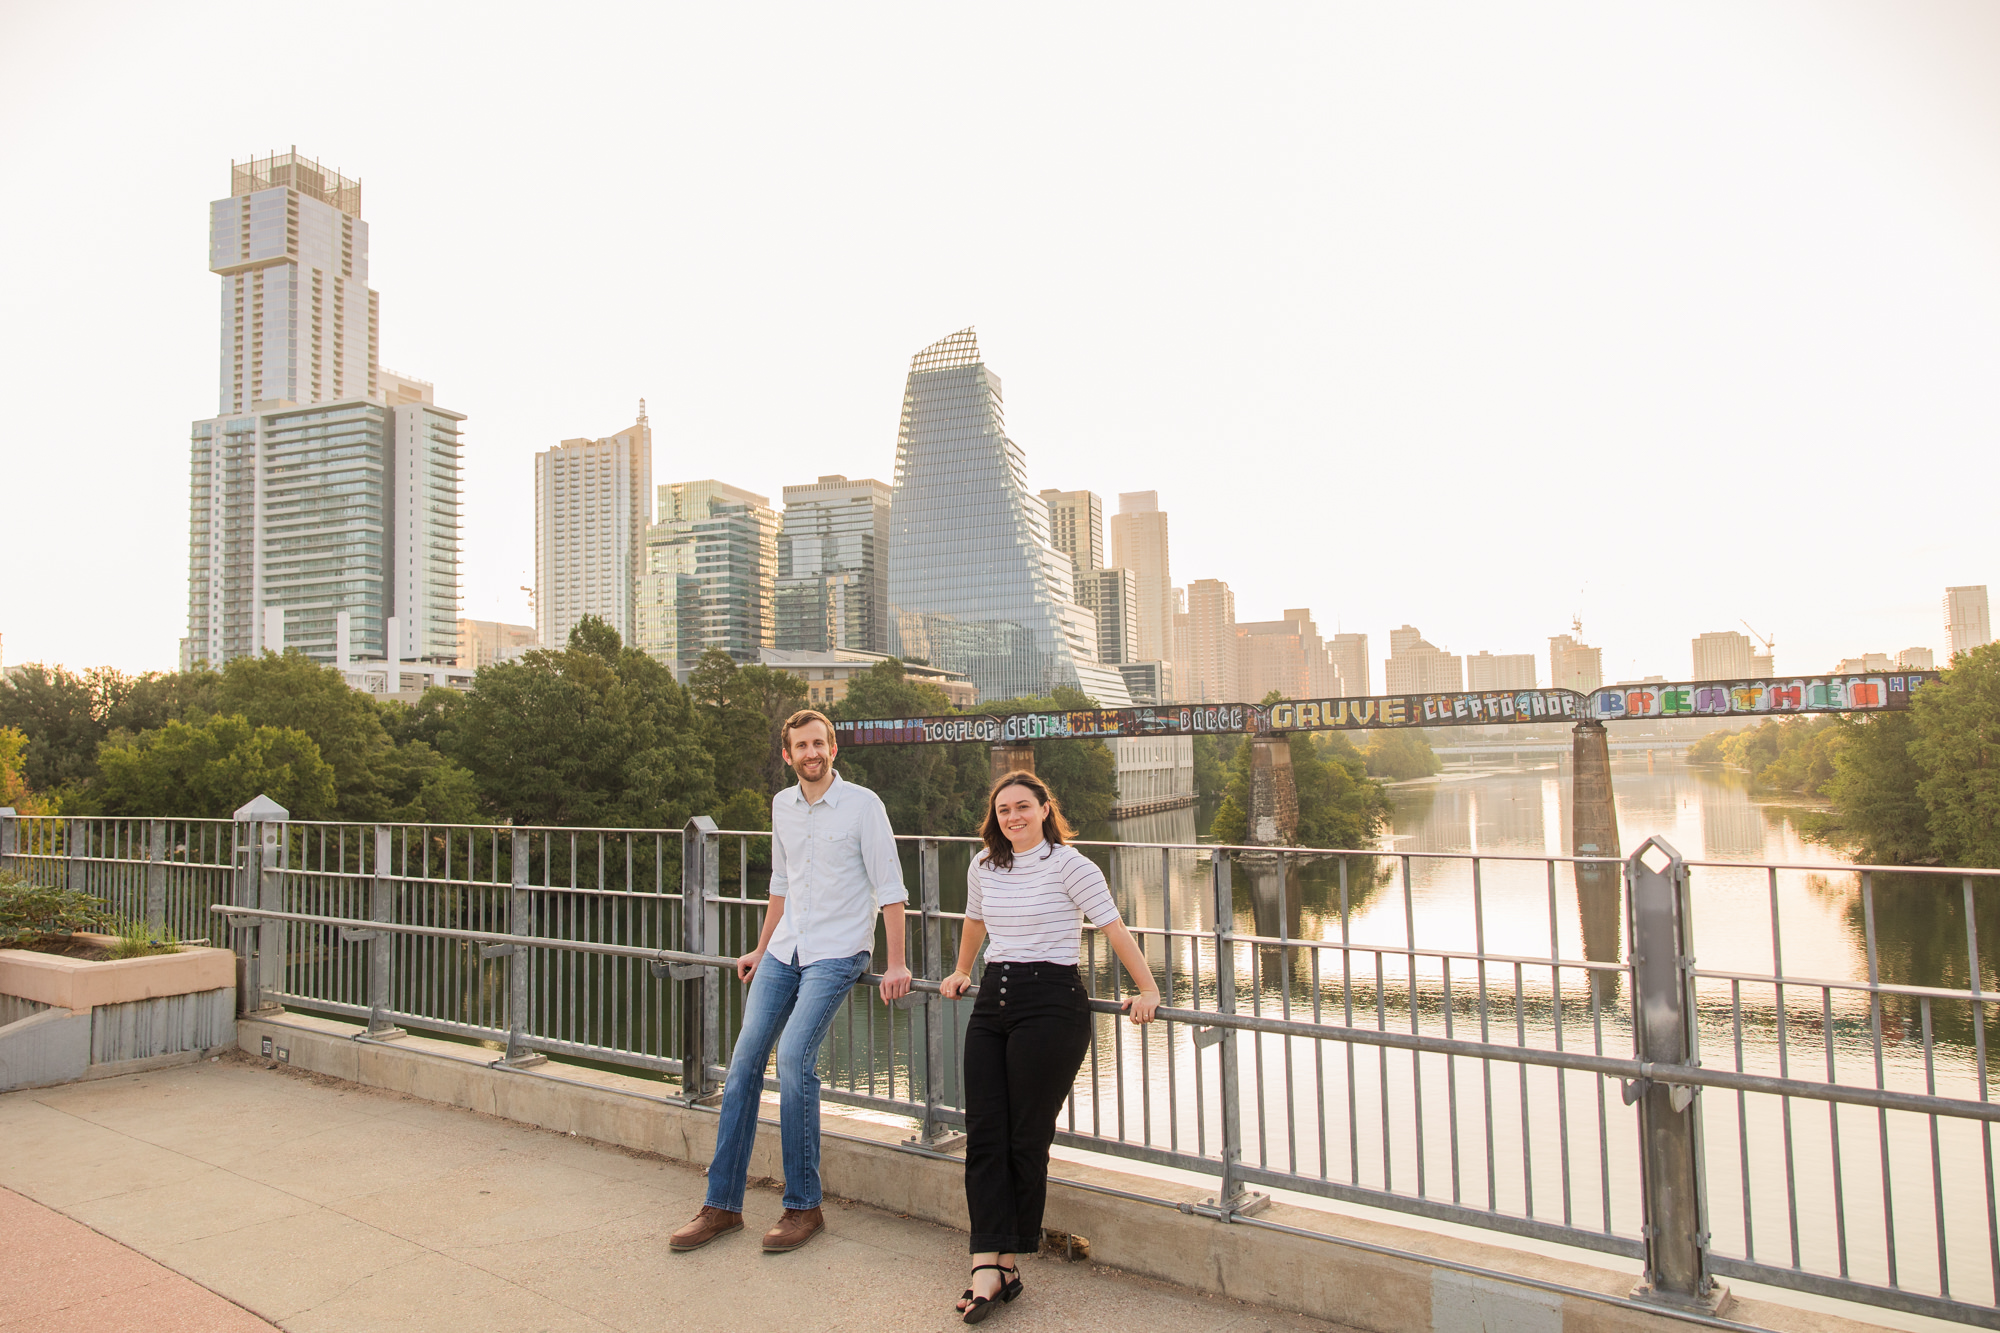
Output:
[0, 935, 237, 1092]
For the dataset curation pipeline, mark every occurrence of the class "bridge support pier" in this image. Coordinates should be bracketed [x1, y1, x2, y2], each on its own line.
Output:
[1570, 720, 1620, 863]
[989, 742, 1035, 786]
[1571, 720, 1623, 999]
[1246, 736, 1299, 846]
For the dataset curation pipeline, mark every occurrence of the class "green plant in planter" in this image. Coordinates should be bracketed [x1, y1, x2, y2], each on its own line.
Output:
[106, 916, 182, 959]
[0, 872, 112, 948]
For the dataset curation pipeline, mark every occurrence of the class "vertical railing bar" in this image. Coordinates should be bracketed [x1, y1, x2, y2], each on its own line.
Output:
[1964, 873, 1999, 1304]
[1770, 865, 1801, 1270]
[1734, 980, 1753, 1264]
[1341, 854, 1357, 1187]
[1192, 890, 1204, 1159]
[1249, 902, 1264, 1170]
[1113, 922, 1128, 1145]
[1280, 852, 1296, 1176]
[1088, 926, 1101, 1137]
[1474, 856, 1495, 1212]
[1823, 985, 1848, 1278]
[1924, 997, 1950, 1298]
[1313, 935, 1327, 1180]
[1163, 844, 1178, 1155]
[1444, 953, 1461, 1204]
[1863, 872, 1898, 1289]
[1376, 944, 1390, 1193]
[1548, 855, 1572, 1227]
[1593, 973, 1610, 1235]
[1515, 959, 1533, 1219]
[1404, 853, 1424, 1199]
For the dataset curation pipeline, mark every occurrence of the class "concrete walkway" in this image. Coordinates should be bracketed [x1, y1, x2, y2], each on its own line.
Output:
[0, 1054, 1349, 1333]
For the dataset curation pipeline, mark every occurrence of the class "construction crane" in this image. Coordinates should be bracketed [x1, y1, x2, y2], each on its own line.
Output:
[1741, 619, 1776, 672]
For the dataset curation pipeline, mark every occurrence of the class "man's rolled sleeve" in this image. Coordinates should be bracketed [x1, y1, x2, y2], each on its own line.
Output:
[767, 792, 791, 898]
[860, 797, 907, 906]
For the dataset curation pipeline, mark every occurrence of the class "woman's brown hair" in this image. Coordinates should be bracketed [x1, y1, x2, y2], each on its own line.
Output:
[979, 770, 1075, 870]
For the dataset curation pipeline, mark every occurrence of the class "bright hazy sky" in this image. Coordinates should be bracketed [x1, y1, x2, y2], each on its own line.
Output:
[3, 3, 1996, 686]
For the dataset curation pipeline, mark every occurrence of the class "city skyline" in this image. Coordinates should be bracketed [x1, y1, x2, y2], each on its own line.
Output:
[6, 7, 1999, 682]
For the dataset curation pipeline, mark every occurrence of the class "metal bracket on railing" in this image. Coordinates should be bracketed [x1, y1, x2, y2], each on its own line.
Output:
[222, 911, 260, 931]
[648, 959, 708, 981]
[1621, 1077, 1696, 1113]
[888, 992, 926, 1011]
[339, 926, 383, 944]
[1192, 1025, 1227, 1050]
[480, 942, 517, 960]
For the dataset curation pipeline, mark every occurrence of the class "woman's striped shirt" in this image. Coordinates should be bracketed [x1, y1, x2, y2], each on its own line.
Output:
[966, 842, 1121, 965]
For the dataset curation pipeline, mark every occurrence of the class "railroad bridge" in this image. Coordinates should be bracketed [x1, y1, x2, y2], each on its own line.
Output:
[832, 670, 1941, 858]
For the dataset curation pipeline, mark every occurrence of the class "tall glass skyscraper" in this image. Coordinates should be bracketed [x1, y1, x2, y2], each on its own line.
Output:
[775, 475, 891, 654]
[637, 480, 777, 676]
[887, 329, 1131, 706]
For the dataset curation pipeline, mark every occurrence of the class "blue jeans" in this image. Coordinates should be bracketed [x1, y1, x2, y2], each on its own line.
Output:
[704, 948, 870, 1212]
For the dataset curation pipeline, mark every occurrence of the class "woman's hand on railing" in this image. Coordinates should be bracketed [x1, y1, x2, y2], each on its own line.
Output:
[1123, 988, 1161, 1025]
[939, 969, 972, 1000]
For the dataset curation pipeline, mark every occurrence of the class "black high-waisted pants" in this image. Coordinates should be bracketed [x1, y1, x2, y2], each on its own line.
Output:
[962, 960, 1093, 1254]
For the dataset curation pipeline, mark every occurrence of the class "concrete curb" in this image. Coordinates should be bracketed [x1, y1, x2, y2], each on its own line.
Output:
[235, 1011, 1898, 1333]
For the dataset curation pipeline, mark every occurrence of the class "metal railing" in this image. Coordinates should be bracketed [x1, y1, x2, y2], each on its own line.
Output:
[4, 807, 1998, 1327]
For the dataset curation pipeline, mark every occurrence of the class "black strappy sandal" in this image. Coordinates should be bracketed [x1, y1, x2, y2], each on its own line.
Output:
[959, 1263, 1021, 1324]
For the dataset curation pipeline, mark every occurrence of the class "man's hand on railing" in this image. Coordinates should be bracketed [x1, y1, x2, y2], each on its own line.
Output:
[879, 962, 912, 1002]
[737, 948, 764, 983]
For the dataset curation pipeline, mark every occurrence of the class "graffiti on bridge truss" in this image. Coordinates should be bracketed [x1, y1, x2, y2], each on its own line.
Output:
[828, 671, 1942, 747]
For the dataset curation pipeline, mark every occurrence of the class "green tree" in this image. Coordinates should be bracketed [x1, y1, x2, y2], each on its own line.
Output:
[0, 664, 104, 791]
[0, 727, 50, 815]
[379, 685, 462, 752]
[686, 649, 809, 799]
[213, 651, 406, 818]
[436, 618, 715, 827]
[1191, 734, 1232, 799]
[1208, 730, 1387, 847]
[1364, 728, 1442, 781]
[1814, 712, 1932, 863]
[84, 714, 337, 819]
[1911, 642, 2000, 866]
[830, 660, 988, 835]
[371, 740, 487, 824]
[1295, 733, 1388, 849]
[100, 668, 219, 738]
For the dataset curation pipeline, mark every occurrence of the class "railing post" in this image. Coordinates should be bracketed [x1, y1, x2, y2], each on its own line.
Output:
[908, 837, 965, 1151]
[364, 826, 406, 1040]
[0, 808, 18, 873]
[495, 828, 544, 1067]
[145, 819, 167, 935]
[1206, 849, 1267, 1218]
[1626, 836, 1727, 1314]
[233, 795, 289, 1014]
[676, 816, 721, 1104]
[66, 816, 86, 898]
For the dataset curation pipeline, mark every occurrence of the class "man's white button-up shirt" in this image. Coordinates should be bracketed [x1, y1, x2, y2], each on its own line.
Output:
[765, 772, 906, 966]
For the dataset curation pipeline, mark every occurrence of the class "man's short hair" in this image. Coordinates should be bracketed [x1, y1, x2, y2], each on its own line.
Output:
[781, 708, 836, 752]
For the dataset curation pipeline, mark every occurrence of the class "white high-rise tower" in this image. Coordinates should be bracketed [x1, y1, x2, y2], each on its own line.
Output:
[185, 151, 465, 674]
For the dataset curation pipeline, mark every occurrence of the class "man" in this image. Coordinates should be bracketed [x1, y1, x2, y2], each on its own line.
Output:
[670, 708, 912, 1254]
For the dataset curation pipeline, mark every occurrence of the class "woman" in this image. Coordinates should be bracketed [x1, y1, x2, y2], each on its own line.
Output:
[939, 770, 1160, 1323]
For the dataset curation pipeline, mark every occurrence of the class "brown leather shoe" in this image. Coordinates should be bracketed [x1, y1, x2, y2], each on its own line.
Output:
[761, 1206, 824, 1252]
[669, 1205, 743, 1251]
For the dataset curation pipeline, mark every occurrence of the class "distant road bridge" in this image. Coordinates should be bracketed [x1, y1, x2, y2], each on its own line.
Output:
[1431, 738, 1693, 757]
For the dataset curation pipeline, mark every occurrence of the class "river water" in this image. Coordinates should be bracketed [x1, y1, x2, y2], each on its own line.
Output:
[1020, 751, 1999, 1315]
